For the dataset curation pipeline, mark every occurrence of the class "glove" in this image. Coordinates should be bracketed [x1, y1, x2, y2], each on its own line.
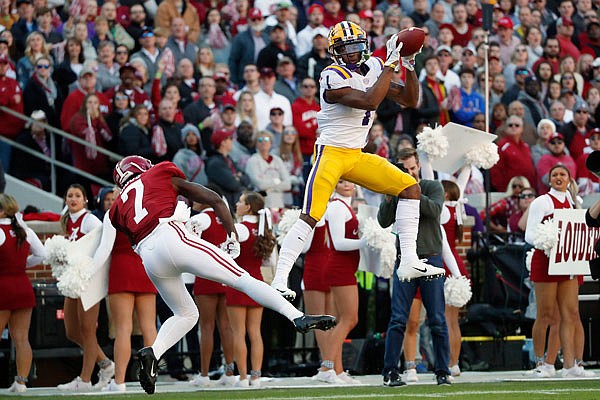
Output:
[186, 215, 203, 237]
[401, 45, 422, 72]
[220, 232, 241, 259]
[384, 34, 403, 71]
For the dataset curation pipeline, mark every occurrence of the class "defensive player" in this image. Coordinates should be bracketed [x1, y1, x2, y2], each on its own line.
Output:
[271, 21, 445, 300]
[92, 156, 336, 394]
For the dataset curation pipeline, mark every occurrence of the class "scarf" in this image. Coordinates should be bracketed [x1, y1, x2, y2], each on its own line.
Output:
[84, 114, 112, 159]
[33, 72, 57, 107]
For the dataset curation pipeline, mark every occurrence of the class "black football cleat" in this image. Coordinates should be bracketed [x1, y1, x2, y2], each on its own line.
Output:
[293, 315, 337, 333]
[383, 370, 406, 387]
[137, 347, 158, 394]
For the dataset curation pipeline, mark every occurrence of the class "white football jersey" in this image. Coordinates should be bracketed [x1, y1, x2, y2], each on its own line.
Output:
[316, 56, 384, 149]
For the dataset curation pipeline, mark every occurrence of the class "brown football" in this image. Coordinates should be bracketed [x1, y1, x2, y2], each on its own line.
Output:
[396, 27, 425, 57]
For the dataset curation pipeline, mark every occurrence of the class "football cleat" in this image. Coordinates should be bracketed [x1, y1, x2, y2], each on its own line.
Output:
[293, 315, 337, 333]
[137, 347, 158, 395]
[272, 282, 297, 301]
[397, 259, 446, 281]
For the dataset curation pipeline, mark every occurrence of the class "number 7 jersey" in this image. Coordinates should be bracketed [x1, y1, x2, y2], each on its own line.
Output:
[316, 56, 385, 149]
[110, 161, 186, 245]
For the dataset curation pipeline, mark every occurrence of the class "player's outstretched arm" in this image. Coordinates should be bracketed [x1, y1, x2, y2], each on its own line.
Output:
[385, 69, 419, 108]
[325, 67, 395, 111]
[172, 177, 237, 237]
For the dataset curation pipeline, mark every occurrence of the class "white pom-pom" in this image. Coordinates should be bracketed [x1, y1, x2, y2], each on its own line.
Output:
[533, 218, 559, 257]
[525, 248, 534, 272]
[358, 217, 396, 279]
[416, 126, 449, 161]
[56, 255, 94, 298]
[444, 276, 472, 307]
[276, 208, 302, 245]
[465, 142, 499, 169]
[44, 235, 71, 279]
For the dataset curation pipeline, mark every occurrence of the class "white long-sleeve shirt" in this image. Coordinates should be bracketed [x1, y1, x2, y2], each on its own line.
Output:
[524, 188, 572, 245]
[326, 194, 363, 251]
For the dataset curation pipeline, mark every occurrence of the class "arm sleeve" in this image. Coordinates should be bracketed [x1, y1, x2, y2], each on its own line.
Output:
[327, 202, 363, 251]
[419, 152, 434, 181]
[186, 213, 212, 235]
[91, 212, 117, 271]
[524, 196, 550, 245]
[82, 212, 102, 234]
[26, 227, 46, 267]
[235, 223, 250, 242]
[441, 226, 461, 277]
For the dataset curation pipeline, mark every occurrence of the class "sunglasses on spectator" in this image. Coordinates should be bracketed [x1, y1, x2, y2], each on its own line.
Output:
[115, 95, 128, 100]
[508, 123, 521, 127]
[270, 111, 283, 116]
[36, 64, 50, 69]
[519, 193, 535, 199]
[257, 137, 271, 142]
[576, 109, 589, 113]
[549, 139, 564, 144]
[302, 84, 316, 88]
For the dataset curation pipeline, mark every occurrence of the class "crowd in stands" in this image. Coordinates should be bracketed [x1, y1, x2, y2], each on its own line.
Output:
[1, 0, 600, 392]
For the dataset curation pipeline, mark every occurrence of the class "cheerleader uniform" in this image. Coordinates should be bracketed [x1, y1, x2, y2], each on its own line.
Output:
[191, 209, 228, 296]
[225, 216, 263, 307]
[108, 230, 157, 294]
[527, 190, 573, 283]
[66, 209, 101, 242]
[442, 205, 469, 278]
[0, 219, 45, 310]
[303, 219, 330, 292]
[325, 196, 361, 287]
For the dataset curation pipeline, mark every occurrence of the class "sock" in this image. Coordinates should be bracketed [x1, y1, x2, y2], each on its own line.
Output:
[234, 274, 303, 321]
[272, 219, 313, 287]
[98, 358, 111, 369]
[405, 360, 416, 370]
[394, 199, 420, 265]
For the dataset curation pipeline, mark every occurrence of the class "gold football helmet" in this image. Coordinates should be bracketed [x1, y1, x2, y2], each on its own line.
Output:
[327, 21, 370, 69]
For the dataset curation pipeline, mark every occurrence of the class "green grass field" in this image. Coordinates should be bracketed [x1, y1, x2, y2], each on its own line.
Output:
[8, 381, 600, 400]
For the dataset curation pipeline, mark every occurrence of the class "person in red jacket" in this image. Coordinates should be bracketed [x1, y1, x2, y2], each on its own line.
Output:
[291, 77, 320, 183]
[0, 53, 25, 170]
[60, 66, 110, 132]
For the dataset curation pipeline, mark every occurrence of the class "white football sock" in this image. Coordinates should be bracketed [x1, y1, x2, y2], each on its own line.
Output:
[234, 274, 303, 321]
[394, 199, 420, 265]
[272, 219, 313, 287]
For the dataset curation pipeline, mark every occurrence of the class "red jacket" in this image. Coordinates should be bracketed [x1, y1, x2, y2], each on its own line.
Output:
[292, 96, 320, 156]
[60, 88, 110, 132]
[68, 113, 112, 177]
[490, 136, 537, 192]
[0, 75, 25, 138]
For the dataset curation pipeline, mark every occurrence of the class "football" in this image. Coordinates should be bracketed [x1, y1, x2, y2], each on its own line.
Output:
[396, 27, 425, 57]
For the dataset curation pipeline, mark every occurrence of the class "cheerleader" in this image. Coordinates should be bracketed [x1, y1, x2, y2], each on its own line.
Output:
[56, 184, 115, 391]
[186, 197, 235, 387]
[226, 192, 277, 387]
[0, 194, 45, 393]
[313, 180, 364, 385]
[91, 187, 158, 392]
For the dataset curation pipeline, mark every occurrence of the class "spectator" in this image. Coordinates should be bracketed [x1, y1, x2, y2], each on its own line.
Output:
[322, 0, 345, 28]
[296, 4, 327, 57]
[0, 36, 17, 80]
[23, 55, 58, 128]
[256, 24, 296, 71]
[230, 120, 256, 172]
[504, 45, 530, 89]
[56, 184, 115, 391]
[0, 0, 19, 31]
[276, 125, 303, 207]
[152, 80, 184, 123]
[532, 37, 561, 75]
[0, 193, 45, 394]
[153, 98, 184, 161]
[555, 56, 584, 96]
[448, 3, 471, 47]
[68, 93, 112, 193]
[508, 187, 536, 234]
[502, 66, 530, 106]
[265, 106, 285, 149]
[498, 100, 538, 145]
[265, 0, 297, 47]
[545, 81, 564, 111]
[101, 2, 134, 50]
[226, 191, 276, 387]
[10, 0, 37, 57]
[91, 16, 112, 49]
[254, 67, 292, 130]
[228, 8, 270, 86]
[72, 21, 98, 62]
[518, 76, 550, 129]
[291, 76, 319, 180]
[246, 130, 291, 209]
[130, 26, 163, 87]
[536, 132, 577, 194]
[105, 90, 130, 141]
[60, 66, 110, 132]
[235, 91, 259, 134]
[53, 38, 85, 101]
[490, 115, 537, 193]
[452, 67, 484, 127]
[114, 44, 130, 67]
[489, 73, 506, 111]
[11, 110, 52, 190]
[535, 62, 554, 100]
[172, 124, 208, 185]
[118, 104, 156, 161]
[424, 2, 444, 41]
[35, 6, 61, 45]
[175, 58, 198, 109]
[205, 128, 252, 210]
[524, 26, 543, 69]
[105, 63, 152, 110]
[484, 175, 531, 232]
[156, 0, 200, 43]
[419, 45, 459, 91]
[194, 46, 216, 80]
[0, 53, 25, 170]
[220, 99, 237, 132]
[577, 128, 600, 195]
[183, 76, 219, 152]
[296, 29, 332, 88]
[96, 41, 122, 92]
[200, 8, 231, 64]
[420, 55, 446, 126]
[560, 100, 594, 161]
[15, 31, 48, 89]
[555, 17, 580, 61]
[165, 17, 198, 66]
[549, 99, 569, 130]
[532, 119, 558, 165]
[491, 102, 508, 134]
[126, 4, 150, 52]
[274, 57, 300, 103]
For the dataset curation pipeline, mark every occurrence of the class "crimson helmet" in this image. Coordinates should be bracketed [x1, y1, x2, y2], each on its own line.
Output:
[113, 155, 153, 188]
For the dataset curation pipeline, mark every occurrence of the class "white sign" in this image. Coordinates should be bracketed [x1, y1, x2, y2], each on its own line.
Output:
[77, 226, 110, 311]
[430, 122, 497, 174]
[548, 209, 600, 275]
